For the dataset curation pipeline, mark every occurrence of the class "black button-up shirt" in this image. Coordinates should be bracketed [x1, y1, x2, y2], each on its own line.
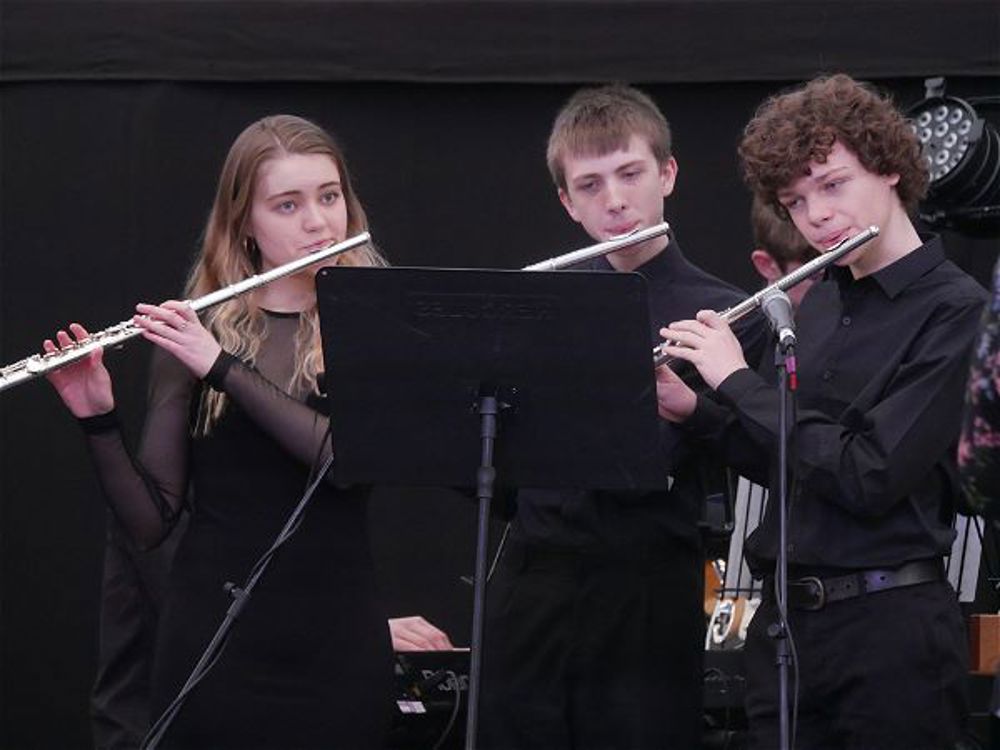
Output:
[688, 235, 986, 572]
[511, 235, 768, 554]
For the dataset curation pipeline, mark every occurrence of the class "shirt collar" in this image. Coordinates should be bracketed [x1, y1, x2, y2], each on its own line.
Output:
[832, 233, 946, 299]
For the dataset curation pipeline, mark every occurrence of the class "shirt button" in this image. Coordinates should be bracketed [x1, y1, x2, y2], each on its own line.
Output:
[822, 370, 833, 381]
[842, 316, 852, 326]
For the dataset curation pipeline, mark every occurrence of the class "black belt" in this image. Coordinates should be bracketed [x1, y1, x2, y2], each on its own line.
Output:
[776, 559, 944, 612]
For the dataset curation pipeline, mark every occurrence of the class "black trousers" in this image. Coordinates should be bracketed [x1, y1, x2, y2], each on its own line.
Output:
[91, 514, 184, 750]
[480, 539, 704, 750]
[745, 579, 968, 750]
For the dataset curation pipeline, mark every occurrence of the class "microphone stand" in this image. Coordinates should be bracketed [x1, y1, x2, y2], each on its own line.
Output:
[772, 336, 796, 750]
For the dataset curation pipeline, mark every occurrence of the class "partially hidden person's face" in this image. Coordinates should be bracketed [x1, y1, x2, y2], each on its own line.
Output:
[751, 251, 816, 312]
[558, 134, 676, 267]
[777, 260, 816, 311]
[776, 141, 900, 268]
[248, 153, 348, 272]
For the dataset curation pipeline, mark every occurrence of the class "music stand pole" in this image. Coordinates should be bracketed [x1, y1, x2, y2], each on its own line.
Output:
[465, 391, 503, 750]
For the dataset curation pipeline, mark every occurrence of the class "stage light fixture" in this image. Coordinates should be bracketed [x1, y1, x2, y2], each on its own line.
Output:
[908, 77, 1000, 234]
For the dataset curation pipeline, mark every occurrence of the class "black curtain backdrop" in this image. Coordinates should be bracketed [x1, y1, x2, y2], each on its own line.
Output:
[1, 3, 998, 747]
[3, 0, 998, 83]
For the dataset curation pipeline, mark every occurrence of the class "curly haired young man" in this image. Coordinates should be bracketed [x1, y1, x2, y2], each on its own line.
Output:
[657, 74, 985, 750]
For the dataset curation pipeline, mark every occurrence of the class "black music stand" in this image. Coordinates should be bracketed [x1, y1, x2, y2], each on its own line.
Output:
[316, 266, 666, 749]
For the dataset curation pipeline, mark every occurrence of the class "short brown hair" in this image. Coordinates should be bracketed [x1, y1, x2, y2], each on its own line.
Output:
[739, 74, 928, 215]
[547, 84, 672, 190]
[750, 195, 817, 270]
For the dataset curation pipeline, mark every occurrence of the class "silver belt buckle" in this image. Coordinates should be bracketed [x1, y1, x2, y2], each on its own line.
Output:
[798, 575, 825, 611]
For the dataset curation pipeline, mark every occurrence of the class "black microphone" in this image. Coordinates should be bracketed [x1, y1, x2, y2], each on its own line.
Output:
[761, 290, 796, 350]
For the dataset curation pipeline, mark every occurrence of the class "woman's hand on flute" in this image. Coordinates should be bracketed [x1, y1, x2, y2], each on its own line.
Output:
[134, 301, 221, 380]
[659, 310, 748, 390]
[43, 323, 115, 418]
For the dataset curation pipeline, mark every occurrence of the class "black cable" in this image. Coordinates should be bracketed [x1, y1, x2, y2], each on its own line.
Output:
[304, 416, 334, 487]
[243, 421, 334, 585]
[486, 522, 510, 582]
[430, 675, 463, 750]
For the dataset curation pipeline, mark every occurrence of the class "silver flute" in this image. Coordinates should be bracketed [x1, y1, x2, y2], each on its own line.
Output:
[523, 221, 670, 270]
[653, 225, 880, 367]
[0, 232, 372, 393]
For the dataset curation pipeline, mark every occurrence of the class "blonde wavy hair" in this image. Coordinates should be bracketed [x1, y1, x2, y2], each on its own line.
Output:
[186, 114, 386, 433]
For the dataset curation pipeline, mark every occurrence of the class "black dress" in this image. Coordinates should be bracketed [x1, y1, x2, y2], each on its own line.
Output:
[83, 311, 392, 750]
